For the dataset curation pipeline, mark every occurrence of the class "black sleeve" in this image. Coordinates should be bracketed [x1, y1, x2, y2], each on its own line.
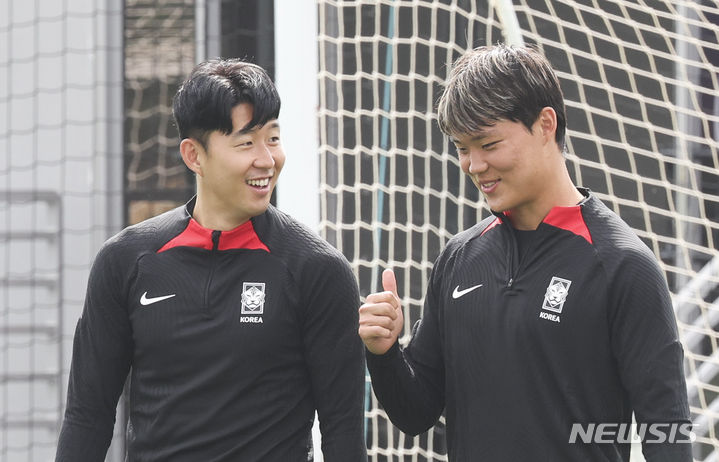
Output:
[301, 251, 367, 461]
[365, 261, 446, 436]
[55, 241, 133, 462]
[608, 248, 692, 462]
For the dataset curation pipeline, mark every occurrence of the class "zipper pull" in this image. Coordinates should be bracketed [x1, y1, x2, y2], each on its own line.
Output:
[211, 230, 221, 250]
[507, 278, 514, 288]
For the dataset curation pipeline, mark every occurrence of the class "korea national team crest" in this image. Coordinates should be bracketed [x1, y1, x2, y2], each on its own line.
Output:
[241, 282, 265, 322]
[542, 276, 572, 314]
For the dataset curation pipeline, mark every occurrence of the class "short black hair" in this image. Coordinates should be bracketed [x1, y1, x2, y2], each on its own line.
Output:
[437, 45, 567, 150]
[172, 59, 281, 147]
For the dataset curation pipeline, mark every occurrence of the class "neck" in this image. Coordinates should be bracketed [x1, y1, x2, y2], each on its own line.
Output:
[192, 192, 251, 231]
[507, 167, 584, 231]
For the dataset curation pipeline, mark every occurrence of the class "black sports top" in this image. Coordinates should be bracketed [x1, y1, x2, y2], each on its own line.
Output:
[56, 198, 367, 462]
[367, 190, 691, 461]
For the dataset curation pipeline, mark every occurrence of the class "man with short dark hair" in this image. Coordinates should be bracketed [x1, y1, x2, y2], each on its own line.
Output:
[56, 59, 367, 462]
[359, 45, 692, 461]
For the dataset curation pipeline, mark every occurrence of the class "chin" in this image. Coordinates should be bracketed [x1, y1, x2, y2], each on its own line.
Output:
[250, 201, 272, 216]
[486, 200, 509, 214]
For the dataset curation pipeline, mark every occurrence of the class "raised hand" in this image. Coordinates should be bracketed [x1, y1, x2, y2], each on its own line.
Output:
[358, 269, 404, 355]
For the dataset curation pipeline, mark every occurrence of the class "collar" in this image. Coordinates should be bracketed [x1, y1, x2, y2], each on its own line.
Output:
[157, 197, 270, 253]
[484, 188, 593, 244]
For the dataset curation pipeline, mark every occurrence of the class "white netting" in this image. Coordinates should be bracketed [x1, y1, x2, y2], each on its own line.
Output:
[1, 2, 124, 461]
[1, 1, 194, 461]
[124, 0, 197, 224]
[317, 1, 719, 460]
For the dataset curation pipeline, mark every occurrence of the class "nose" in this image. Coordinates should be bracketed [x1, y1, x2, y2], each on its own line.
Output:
[253, 143, 276, 169]
[464, 148, 488, 175]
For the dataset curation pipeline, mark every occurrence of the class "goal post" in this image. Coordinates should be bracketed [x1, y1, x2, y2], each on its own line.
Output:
[316, 1, 719, 461]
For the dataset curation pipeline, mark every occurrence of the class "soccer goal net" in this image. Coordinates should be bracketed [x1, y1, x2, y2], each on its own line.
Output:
[317, 1, 719, 460]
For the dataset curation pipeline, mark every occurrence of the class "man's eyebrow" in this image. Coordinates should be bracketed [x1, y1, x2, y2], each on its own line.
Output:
[233, 121, 280, 137]
[449, 130, 490, 144]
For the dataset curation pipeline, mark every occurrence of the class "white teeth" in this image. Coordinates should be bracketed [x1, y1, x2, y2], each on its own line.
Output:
[482, 181, 497, 188]
[247, 178, 270, 187]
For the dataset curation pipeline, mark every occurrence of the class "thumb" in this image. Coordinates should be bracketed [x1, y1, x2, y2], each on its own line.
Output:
[382, 268, 398, 297]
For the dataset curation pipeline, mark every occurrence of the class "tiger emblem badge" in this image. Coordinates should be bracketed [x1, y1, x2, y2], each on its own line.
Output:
[542, 276, 571, 313]
[241, 282, 266, 314]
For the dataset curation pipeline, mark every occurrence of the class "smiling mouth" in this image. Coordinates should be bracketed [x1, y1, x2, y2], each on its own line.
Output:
[246, 178, 271, 187]
[479, 180, 499, 190]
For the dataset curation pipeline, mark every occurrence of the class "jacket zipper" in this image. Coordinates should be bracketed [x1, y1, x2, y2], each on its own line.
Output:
[204, 230, 221, 311]
[506, 224, 541, 290]
[506, 223, 518, 290]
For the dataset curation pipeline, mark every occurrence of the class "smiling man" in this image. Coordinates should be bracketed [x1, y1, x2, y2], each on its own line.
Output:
[56, 59, 367, 462]
[358, 45, 692, 461]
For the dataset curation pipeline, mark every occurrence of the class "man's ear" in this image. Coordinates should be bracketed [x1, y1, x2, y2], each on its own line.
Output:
[538, 107, 558, 143]
[180, 138, 204, 176]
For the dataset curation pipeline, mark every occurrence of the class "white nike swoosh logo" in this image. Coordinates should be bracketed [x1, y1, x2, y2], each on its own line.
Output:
[452, 284, 483, 299]
[140, 292, 176, 306]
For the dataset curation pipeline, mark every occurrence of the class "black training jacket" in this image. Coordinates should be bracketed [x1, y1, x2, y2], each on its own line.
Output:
[367, 189, 691, 462]
[56, 198, 367, 462]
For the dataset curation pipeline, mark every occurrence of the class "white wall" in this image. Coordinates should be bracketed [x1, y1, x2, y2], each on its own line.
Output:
[274, 0, 320, 232]
[274, 2, 323, 460]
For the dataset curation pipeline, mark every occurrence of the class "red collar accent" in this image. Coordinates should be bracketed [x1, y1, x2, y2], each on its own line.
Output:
[217, 220, 270, 251]
[543, 205, 593, 244]
[481, 206, 592, 244]
[158, 218, 270, 253]
[481, 216, 503, 236]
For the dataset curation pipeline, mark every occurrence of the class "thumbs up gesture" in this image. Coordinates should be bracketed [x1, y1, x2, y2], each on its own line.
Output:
[358, 269, 405, 355]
